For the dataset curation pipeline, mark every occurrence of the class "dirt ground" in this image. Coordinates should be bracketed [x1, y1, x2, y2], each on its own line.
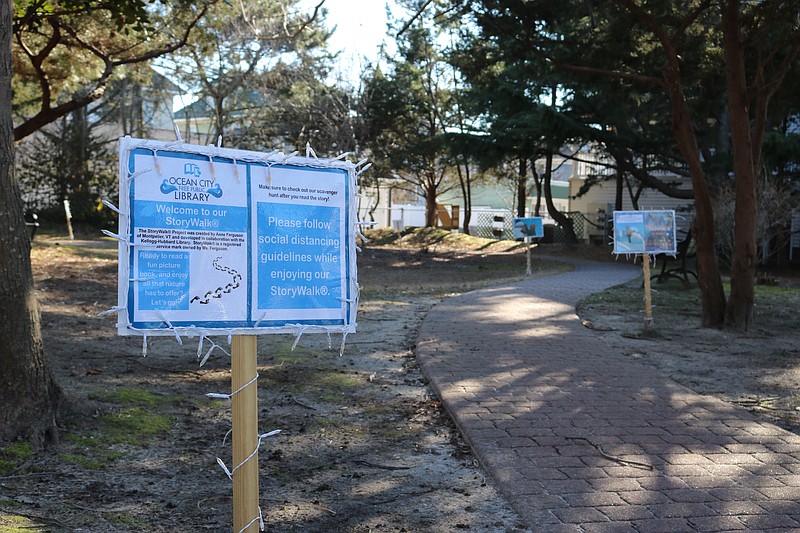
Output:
[577, 261, 800, 435]
[2, 230, 799, 532]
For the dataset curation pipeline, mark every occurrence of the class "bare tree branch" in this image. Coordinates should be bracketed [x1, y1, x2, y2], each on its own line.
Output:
[14, 2, 213, 141]
[397, 0, 436, 38]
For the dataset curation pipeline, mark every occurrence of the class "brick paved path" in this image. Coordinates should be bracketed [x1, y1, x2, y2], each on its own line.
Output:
[416, 260, 800, 532]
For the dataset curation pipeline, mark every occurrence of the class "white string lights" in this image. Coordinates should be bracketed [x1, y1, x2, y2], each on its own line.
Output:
[101, 135, 368, 531]
[102, 137, 361, 342]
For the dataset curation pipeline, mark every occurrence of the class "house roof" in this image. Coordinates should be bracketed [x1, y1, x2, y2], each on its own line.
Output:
[173, 98, 213, 120]
[173, 90, 264, 120]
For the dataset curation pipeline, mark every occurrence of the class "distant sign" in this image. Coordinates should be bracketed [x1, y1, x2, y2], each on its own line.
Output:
[612, 210, 677, 255]
[116, 137, 358, 336]
[513, 217, 544, 239]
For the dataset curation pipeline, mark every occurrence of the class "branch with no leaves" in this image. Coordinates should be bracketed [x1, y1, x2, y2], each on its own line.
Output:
[13, 2, 213, 141]
[268, 0, 325, 41]
[565, 436, 654, 470]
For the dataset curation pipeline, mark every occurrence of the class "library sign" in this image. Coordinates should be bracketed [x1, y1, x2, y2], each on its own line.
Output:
[114, 137, 358, 337]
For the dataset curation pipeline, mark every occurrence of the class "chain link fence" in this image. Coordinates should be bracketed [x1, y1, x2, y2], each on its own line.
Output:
[361, 204, 607, 245]
[475, 212, 514, 240]
[473, 211, 589, 243]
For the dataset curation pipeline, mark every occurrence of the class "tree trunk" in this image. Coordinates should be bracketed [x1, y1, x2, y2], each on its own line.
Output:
[214, 96, 225, 144]
[456, 161, 472, 235]
[543, 150, 578, 243]
[0, 0, 62, 447]
[424, 181, 438, 227]
[532, 164, 542, 217]
[516, 157, 527, 217]
[721, 0, 756, 330]
[618, 0, 727, 327]
[663, 53, 727, 328]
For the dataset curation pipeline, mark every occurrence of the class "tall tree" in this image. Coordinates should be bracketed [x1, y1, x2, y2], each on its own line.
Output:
[165, 0, 330, 148]
[362, 12, 457, 227]
[12, 0, 214, 141]
[17, 107, 117, 226]
[242, 57, 363, 155]
[0, 0, 321, 445]
[717, 0, 800, 329]
[450, 12, 581, 240]
[447, 0, 800, 329]
[1, 0, 61, 446]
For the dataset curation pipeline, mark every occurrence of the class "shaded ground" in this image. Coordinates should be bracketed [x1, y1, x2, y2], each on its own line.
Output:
[2, 232, 548, 533]
[578, 259, 800, 434]
[2, 229, 799, 532]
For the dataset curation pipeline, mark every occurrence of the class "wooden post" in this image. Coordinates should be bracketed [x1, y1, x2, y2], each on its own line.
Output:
[64, 199, 74, 240]
[642, 253, 653, 331]
[231, 335, 259, 532]
[525, 237, 532, 276]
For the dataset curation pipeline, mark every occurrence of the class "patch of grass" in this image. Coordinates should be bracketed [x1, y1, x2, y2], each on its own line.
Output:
[58, 440, 125, 470]
[205, 399, 229, 410]
[58, 407, 172, 471]
[33, 235, 118, 258]
[64, 245, 118, 261]
[756, 283, 800, 302]
[58, 451, 102, 470]
[71, 388, 175, 453]
[309, 371, 363, 403]
[316, 372, 362, 390]
[312, 372, 363, 403]
[396, 227, 498, 250]
[580, 279, 644, 309]
[0, 442, 33, 475]
[63, 433, 99, 448]
[364, 227, 520, 253]
[259, 361, 363, 404]
[102, 511, 148, 529]
[357, 288, 384, 301]
[263, 339, 315, 363]
[361, 227, 401, 245]
[90, 387, 172, 407]
[99, 407, 172, 445]
[0, 513, 44, 533]
[58, 448, 125, 470]
[272, 352, 309, 365]
[580, 275, 800, 333]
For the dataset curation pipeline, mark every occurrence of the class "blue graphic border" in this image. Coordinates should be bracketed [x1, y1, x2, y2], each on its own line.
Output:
[126, 149, 352, 332]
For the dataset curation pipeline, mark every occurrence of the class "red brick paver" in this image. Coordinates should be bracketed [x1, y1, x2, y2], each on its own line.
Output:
[416, 260, 800, 532]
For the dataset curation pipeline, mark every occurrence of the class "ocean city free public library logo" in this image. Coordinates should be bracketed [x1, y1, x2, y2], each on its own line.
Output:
[159, 163, 223, 202]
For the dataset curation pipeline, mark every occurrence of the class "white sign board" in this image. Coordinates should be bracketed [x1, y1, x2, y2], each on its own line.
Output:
[612, 210, 677, 255]
[512, 217, 544, 239]
[115, 137, 358, 336]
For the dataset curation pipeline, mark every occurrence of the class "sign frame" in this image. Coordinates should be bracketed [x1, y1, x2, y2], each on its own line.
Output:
[612, 210, 677, 255]
[115, 137, 359, 337]
[512, 217, 544, 240]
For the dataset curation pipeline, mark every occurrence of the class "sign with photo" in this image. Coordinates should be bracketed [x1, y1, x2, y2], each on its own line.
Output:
[612, 210, 677, 255]
[512, 217, 544, 239]
[116, 137, 358, 336]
